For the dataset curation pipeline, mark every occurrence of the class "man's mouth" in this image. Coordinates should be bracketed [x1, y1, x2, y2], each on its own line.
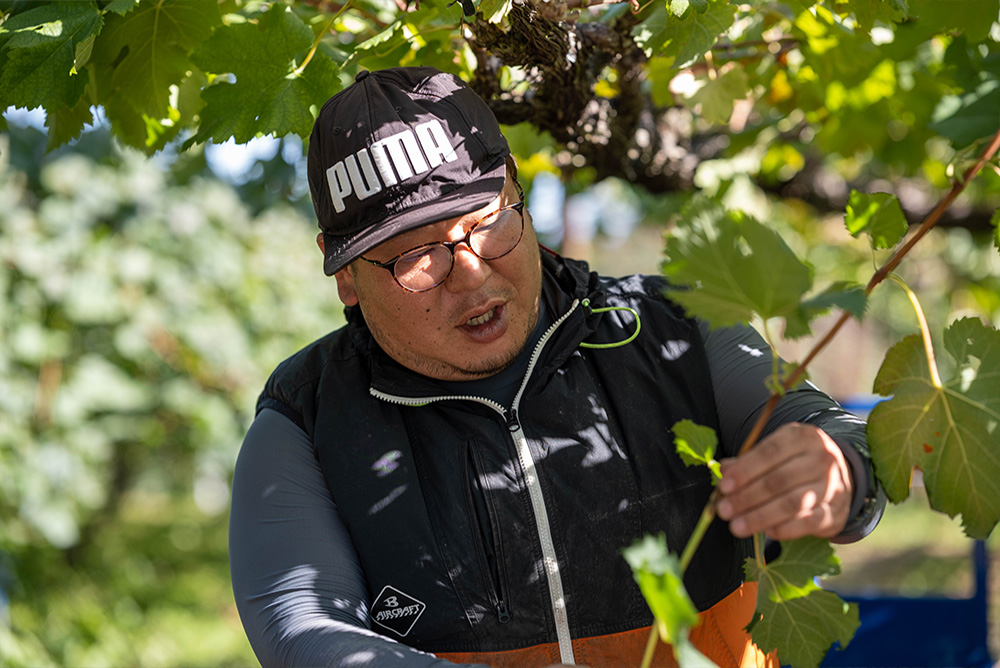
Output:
[466, 307, 496, 327]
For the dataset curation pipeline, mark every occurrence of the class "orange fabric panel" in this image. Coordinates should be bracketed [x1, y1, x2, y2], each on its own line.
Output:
[435, 584, 778, 667]
[437, 642, 562, 667]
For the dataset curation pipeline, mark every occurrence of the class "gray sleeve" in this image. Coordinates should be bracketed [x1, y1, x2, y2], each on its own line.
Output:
[701, 322, 886, 542]
[229, 408, 485, 668]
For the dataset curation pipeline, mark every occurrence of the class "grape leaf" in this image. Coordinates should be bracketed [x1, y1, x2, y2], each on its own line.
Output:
[479, 0, 513, 24]
[669, 0, 708, 18]
[688, 66, 748, 125]
[673, 419, 721, 482]
[633, 0, 737, 67]
[92, 0, 221, 119]
[345, 20, 412, 71]
[622, 534, 712, 665]
[44, 95, 94, 150]
[845, 190, 908, 250]
[188, 6, 340, 146]
[794, 281, 867, 336]
[908, 0, 999, 44]
[104, 0, 139, 15]
[744, 537, 859, 668]
[841, 0, 909, 33]
[0, 1, 102, 111]
[662, 197, 864, 338]
[930, 78, 1000, 149]
[662, 197, 811, 330]
[793, 6, 882, 89]
[867, 317, 1000, 539]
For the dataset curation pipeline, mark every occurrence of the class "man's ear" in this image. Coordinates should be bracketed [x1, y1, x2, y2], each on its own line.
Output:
[334, 266, 359, 306]
[319, 233, 360, 306]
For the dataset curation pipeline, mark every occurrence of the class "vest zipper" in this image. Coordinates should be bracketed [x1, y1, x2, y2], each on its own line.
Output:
[507, 301, 580, 666]
[467, 441, 512, 625]
[371, 299, 582, 665]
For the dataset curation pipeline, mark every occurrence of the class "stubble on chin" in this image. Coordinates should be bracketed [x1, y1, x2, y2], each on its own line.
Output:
[366, 300, 539, 382]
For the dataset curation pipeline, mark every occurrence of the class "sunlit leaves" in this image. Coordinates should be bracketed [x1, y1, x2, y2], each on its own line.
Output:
[662, 197, 866, 338]
[632, 0, 737, 67]
[622, 534, 713, 665]
[793, 6, 882, 89]
[845, 190, 908, 250]
[908, 0, 1000, 44]
[931, 79, 1000, 149]
[346, 5, 458, 73]
[188, 5, 340, 146]
[92, 0, 220, 119]
[673, 419, 721, 483]
[478, 0, 514, 24]
[744, 538, 860, 668]
[0, 1, 102, 111]
[867, 317, 1000, 539]
[841, 0, 909, 33]
[688, 66, 748, 125]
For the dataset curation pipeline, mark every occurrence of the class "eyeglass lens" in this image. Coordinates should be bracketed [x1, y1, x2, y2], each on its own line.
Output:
[392, 207, 523, 291]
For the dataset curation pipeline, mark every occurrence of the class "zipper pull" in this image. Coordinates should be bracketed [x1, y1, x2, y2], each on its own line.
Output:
[507, 408, 519, 432]
[496, 599, 510, 623]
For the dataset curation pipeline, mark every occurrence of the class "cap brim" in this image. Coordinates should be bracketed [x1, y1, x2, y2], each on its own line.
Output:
[322, 157, 508, 276]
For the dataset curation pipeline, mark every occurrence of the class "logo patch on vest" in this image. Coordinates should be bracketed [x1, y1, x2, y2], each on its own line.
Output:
[371, 585, 426, 637]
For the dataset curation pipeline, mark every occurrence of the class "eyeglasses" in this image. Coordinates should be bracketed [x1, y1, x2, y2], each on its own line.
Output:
[359, 180, 526, 292]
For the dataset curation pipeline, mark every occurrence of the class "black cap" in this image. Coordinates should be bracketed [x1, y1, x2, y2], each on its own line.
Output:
[307, 67, 511, 276]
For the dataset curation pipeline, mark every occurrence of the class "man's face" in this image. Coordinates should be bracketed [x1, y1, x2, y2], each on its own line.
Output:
[330, 174, 542, 381]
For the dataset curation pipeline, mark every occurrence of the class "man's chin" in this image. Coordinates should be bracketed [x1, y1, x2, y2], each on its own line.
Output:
[450, 349, 522, 380]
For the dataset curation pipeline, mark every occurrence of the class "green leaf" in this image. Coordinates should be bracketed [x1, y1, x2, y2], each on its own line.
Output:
[44, 95, 94, 150]
[647, 56, 677, 106]
[662, 197, 816, 334]
[842, 0, 909, 33]
[670, 0, 691, 17]
[0, 1, 102, 111]
[188, 6, 340, 146]
[868, 318, 1000, 539]
[92, 0, 220, 119]
[633, 0, 737, 68]
[688, 66, 748, 125]
[930, 78, 1000, 150]
[479, 0, 513, 24]
[673, 419, 721, 482]
[103, 0, 139, 15]
[793, 6, 883, 89]
[622, 534, 709, 663]
[744, 537, 859, 668]
[845, 190, 908, 250]
[794, 282, 867, 333]
[908, 0, 999, 44]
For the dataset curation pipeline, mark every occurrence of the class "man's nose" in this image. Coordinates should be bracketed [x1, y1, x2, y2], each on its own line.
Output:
[443, 243, 490, 293]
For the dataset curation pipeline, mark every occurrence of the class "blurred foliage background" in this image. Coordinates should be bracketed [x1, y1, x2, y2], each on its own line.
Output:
[0, 118, 343, 666]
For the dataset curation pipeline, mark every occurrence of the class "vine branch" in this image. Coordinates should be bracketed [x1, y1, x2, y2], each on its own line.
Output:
[678, 125, 1000, 569]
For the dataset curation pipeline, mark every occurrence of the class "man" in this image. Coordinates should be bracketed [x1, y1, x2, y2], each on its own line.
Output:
[229, 66, 884, 668]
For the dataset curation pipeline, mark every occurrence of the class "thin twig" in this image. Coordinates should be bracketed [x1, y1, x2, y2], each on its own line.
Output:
[639, 624, 659, 668]
[783, 126, 1000, 394]
[890, 275, 943, 388]
[294, 6, 348, 76]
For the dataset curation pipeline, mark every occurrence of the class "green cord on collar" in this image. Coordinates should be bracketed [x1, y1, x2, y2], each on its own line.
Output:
[579, 298, 641, 349]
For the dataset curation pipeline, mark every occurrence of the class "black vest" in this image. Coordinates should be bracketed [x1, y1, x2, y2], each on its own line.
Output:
[258, 254, 751, 656]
